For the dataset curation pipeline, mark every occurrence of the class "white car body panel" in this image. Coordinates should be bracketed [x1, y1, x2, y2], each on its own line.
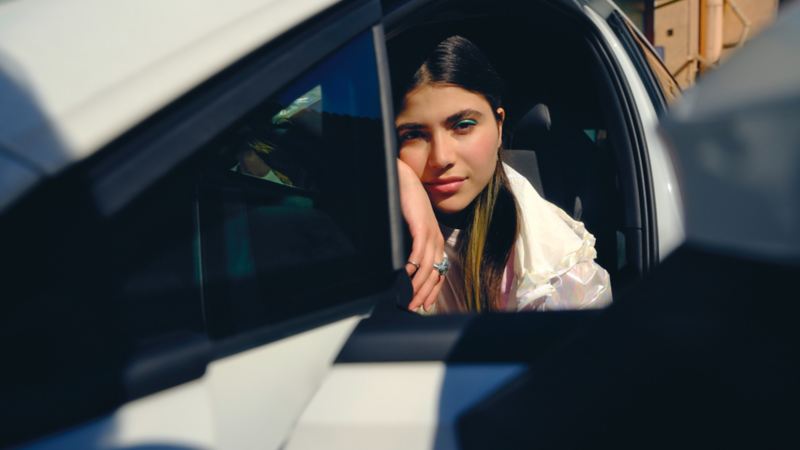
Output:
[18, 379, 216, 450]
[583, 5, 686, 259]
[0, 0, 340, 210]
[19, 316, 362, 450]
[285, 363, 525, 450]
[205, 316, 363, 450]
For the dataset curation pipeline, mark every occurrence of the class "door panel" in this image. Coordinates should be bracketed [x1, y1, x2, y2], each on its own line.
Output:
[207, 316, 363, 450]
[19, 318, 361, 450]
[19, 380, 215, 450]
[285, 363, 524, 450]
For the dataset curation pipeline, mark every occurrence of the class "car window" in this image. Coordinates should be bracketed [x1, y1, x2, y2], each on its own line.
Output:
[197, 31, 393, 338]
[227, 85, 323, 189]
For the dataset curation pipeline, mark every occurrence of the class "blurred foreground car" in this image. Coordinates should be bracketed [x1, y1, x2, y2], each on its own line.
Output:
[1, 0, 685, 449]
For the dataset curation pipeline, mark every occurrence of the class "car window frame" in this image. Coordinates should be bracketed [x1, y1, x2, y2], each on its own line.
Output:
[606, 10, 682, 116]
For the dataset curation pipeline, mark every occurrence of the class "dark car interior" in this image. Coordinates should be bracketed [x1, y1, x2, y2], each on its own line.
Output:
[384, 0, 649, 297]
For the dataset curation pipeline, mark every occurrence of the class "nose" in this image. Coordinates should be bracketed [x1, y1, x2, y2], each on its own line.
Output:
[428, 130, 456, 170]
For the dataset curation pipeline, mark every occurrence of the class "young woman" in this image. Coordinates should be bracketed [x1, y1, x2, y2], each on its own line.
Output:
[395, 35, 612, 314]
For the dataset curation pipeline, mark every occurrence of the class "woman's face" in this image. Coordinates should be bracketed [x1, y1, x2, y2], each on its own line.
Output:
[396, 84, 504, 215]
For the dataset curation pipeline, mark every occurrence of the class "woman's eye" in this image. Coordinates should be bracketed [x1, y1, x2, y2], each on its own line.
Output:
[399, 130, 425, 142]
[454, 119, 478, 132]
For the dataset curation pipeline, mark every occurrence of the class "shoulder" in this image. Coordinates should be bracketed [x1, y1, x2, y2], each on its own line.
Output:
[503, 163, 535, 198]
[502, 163, 598, 282]
[502, 162, 574, 234]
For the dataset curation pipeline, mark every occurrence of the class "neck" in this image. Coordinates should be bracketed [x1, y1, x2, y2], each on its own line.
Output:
[436, 206, 472, 229]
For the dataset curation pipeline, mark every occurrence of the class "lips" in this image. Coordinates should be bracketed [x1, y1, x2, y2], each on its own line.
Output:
[424, 177, 465, 195]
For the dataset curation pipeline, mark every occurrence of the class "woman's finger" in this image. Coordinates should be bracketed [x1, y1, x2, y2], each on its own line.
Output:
[411, 238, 437, 293]
[411, 235, 445, 311]
[423, 274, 444, 311]
[404, 259, 420, 277]
[406, 231, 428, 281]
[408, 265, 440, 311]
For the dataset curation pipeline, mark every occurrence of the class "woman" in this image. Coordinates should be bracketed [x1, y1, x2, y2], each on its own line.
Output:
[395, 35, 612, 314]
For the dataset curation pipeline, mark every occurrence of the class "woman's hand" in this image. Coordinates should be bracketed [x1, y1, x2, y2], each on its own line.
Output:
[397, 159, 445, 313]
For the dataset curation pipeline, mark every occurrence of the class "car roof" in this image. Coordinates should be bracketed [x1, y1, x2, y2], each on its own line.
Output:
[0, 0, 340, 211]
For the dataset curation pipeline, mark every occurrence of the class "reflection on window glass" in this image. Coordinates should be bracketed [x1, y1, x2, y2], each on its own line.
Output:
[230, 86, 323, 189]
[198, 31, 392, 338]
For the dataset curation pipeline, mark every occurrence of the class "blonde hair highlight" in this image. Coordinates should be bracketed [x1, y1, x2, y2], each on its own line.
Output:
[459, 159, 518, 312]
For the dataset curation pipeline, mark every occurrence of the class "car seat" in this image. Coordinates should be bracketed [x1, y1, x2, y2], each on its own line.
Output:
[502, 104, 548, 197]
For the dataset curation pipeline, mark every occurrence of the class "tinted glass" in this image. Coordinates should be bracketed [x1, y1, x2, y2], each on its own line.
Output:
[198, 32, 393, 338]
[0, 140, 207, 445]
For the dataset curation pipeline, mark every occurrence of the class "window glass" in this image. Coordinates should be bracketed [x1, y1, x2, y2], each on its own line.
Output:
[0, 147, 209, 443]
[198, 31, 392, 338]
[230, 85, 323, 189]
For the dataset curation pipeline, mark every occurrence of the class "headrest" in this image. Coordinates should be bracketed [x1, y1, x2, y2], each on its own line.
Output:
[511, 103, 551, 149]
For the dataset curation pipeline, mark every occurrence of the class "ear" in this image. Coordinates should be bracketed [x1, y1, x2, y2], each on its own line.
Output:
[496, 107, 506, 148]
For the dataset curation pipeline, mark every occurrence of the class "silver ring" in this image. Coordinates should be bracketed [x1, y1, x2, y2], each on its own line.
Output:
[433, 254, 450, 276]
[406, 260, 420, 271]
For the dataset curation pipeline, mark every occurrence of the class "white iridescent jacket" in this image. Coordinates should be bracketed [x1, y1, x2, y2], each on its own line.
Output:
[423, 163, 613, 314]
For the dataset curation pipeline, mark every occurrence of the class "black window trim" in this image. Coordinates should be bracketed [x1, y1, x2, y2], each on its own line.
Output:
[373, 23, 406, 272]
[584, 15, 659, 274]
[606, 10, 670, 116]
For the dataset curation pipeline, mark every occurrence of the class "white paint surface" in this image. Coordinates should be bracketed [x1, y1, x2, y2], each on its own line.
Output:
[19, 379, 215, 450]
[206, 316, 363, 450]
[18, 315, 363, 450]
[285, 363, 525, 450]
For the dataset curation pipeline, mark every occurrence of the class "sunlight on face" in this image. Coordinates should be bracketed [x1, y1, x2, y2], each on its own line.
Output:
[396, 84, 504, 215]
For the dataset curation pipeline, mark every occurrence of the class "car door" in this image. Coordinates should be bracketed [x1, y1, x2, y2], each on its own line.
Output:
[2, 1, 405, 449]
[585, 0, 686, 263]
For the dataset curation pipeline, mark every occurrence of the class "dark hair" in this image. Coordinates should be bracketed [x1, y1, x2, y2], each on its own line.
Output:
[396, 35, 504, 121]
[397, 35, 519, 312]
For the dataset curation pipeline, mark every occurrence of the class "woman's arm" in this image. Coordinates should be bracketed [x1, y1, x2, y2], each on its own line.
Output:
[397, 159, 444, 312]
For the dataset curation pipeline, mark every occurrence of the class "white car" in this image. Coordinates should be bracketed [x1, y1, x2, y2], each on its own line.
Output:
[0, 0, 684, 449]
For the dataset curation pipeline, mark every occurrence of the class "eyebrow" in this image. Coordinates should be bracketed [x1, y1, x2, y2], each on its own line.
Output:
[444, 109, 483, 127]
[396, 122, 425, 133]
[396, 109, 484, 132]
